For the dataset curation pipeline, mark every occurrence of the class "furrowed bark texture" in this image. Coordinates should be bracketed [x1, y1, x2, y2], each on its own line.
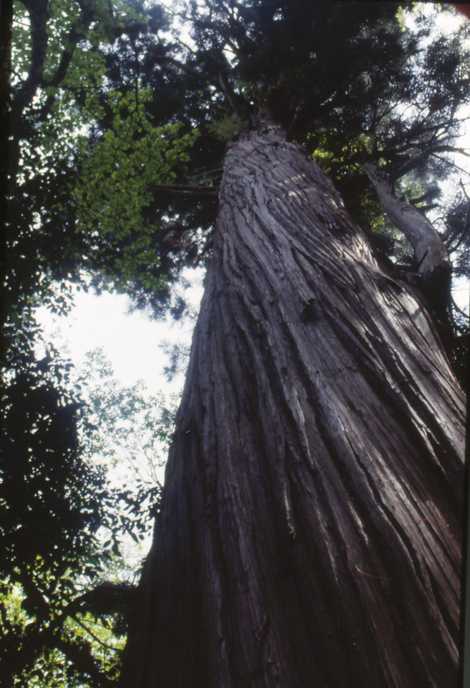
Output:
[120, 125, 465, 688]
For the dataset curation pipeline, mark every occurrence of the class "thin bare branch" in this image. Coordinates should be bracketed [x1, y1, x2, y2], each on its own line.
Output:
[152, 183, 218, 197]
[451, 295, 470, 321]
[432, 153, 470, 178]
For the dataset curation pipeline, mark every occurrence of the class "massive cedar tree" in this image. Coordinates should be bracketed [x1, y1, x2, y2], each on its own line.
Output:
[120, 121, 464, 687]
[118, 2, 470, 685]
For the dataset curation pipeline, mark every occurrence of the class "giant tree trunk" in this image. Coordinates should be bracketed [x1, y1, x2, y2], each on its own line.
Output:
[120, 124, 465, 688]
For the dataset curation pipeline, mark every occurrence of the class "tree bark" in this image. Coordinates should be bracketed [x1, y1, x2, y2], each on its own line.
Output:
[120, 124, 465, 688]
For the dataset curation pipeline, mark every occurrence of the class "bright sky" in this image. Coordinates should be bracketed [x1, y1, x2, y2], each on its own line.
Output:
[36, 268, 204, 394]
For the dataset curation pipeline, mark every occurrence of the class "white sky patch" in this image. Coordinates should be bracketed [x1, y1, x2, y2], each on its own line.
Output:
[453, 276, 470, 315]
[36, 268, 204, 394]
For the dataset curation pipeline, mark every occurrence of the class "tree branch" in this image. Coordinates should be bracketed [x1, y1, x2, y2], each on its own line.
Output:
[432, 153, 470, 178]
[445, 187, 470, 253]
[54, 637, 115, 688]
[451, 296, 470, 322]
[13, 0, 49, 113]
[35, 30, 84, 121]
[217, 70, 246, 119]
[36, 3, 97, 122]
[364, 163, 449, 277]
[152, 183, 218, 197]
[393, 145, 470, 180]
[70, 614, 122, 653]
[15, 1, 107, 123]
[62, 581, 138, 619]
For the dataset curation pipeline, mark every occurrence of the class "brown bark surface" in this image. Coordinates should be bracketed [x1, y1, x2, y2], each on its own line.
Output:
[120, 124, 465, 688]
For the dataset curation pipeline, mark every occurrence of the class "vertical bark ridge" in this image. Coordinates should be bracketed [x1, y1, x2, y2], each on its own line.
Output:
[120, 125, 465, 688]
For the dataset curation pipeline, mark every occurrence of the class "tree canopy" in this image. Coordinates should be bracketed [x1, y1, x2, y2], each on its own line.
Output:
[5, 1, 470, 316]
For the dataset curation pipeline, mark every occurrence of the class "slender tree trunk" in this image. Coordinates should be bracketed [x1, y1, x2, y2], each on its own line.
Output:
[0, 0, 13, 352]
[120, 124, 465, 688]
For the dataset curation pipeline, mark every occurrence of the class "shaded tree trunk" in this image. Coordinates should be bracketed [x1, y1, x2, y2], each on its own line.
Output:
[120, 124, 465, 688]
[0, 0, 12, 347]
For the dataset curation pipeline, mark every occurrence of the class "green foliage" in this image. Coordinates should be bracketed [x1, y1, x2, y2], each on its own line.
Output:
[1, 337, 106, 579]
[0, 564, 126, 687]
[0, 329, 106, 684]
[4, 0, 183, 683]
[74, 90, 199, 293]
[208, 113, 245, 141]
[7, 0, 198, 323]
[11, 2, 31, 82]
[65, 612, 126, 679]
[1, 344, 173, 686]
[310, 131, 373, 178]
[77, 348, 176, 551]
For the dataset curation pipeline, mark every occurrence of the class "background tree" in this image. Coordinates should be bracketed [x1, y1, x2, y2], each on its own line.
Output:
[2, 1, 181, 683]
[1, 345, 174, 686]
